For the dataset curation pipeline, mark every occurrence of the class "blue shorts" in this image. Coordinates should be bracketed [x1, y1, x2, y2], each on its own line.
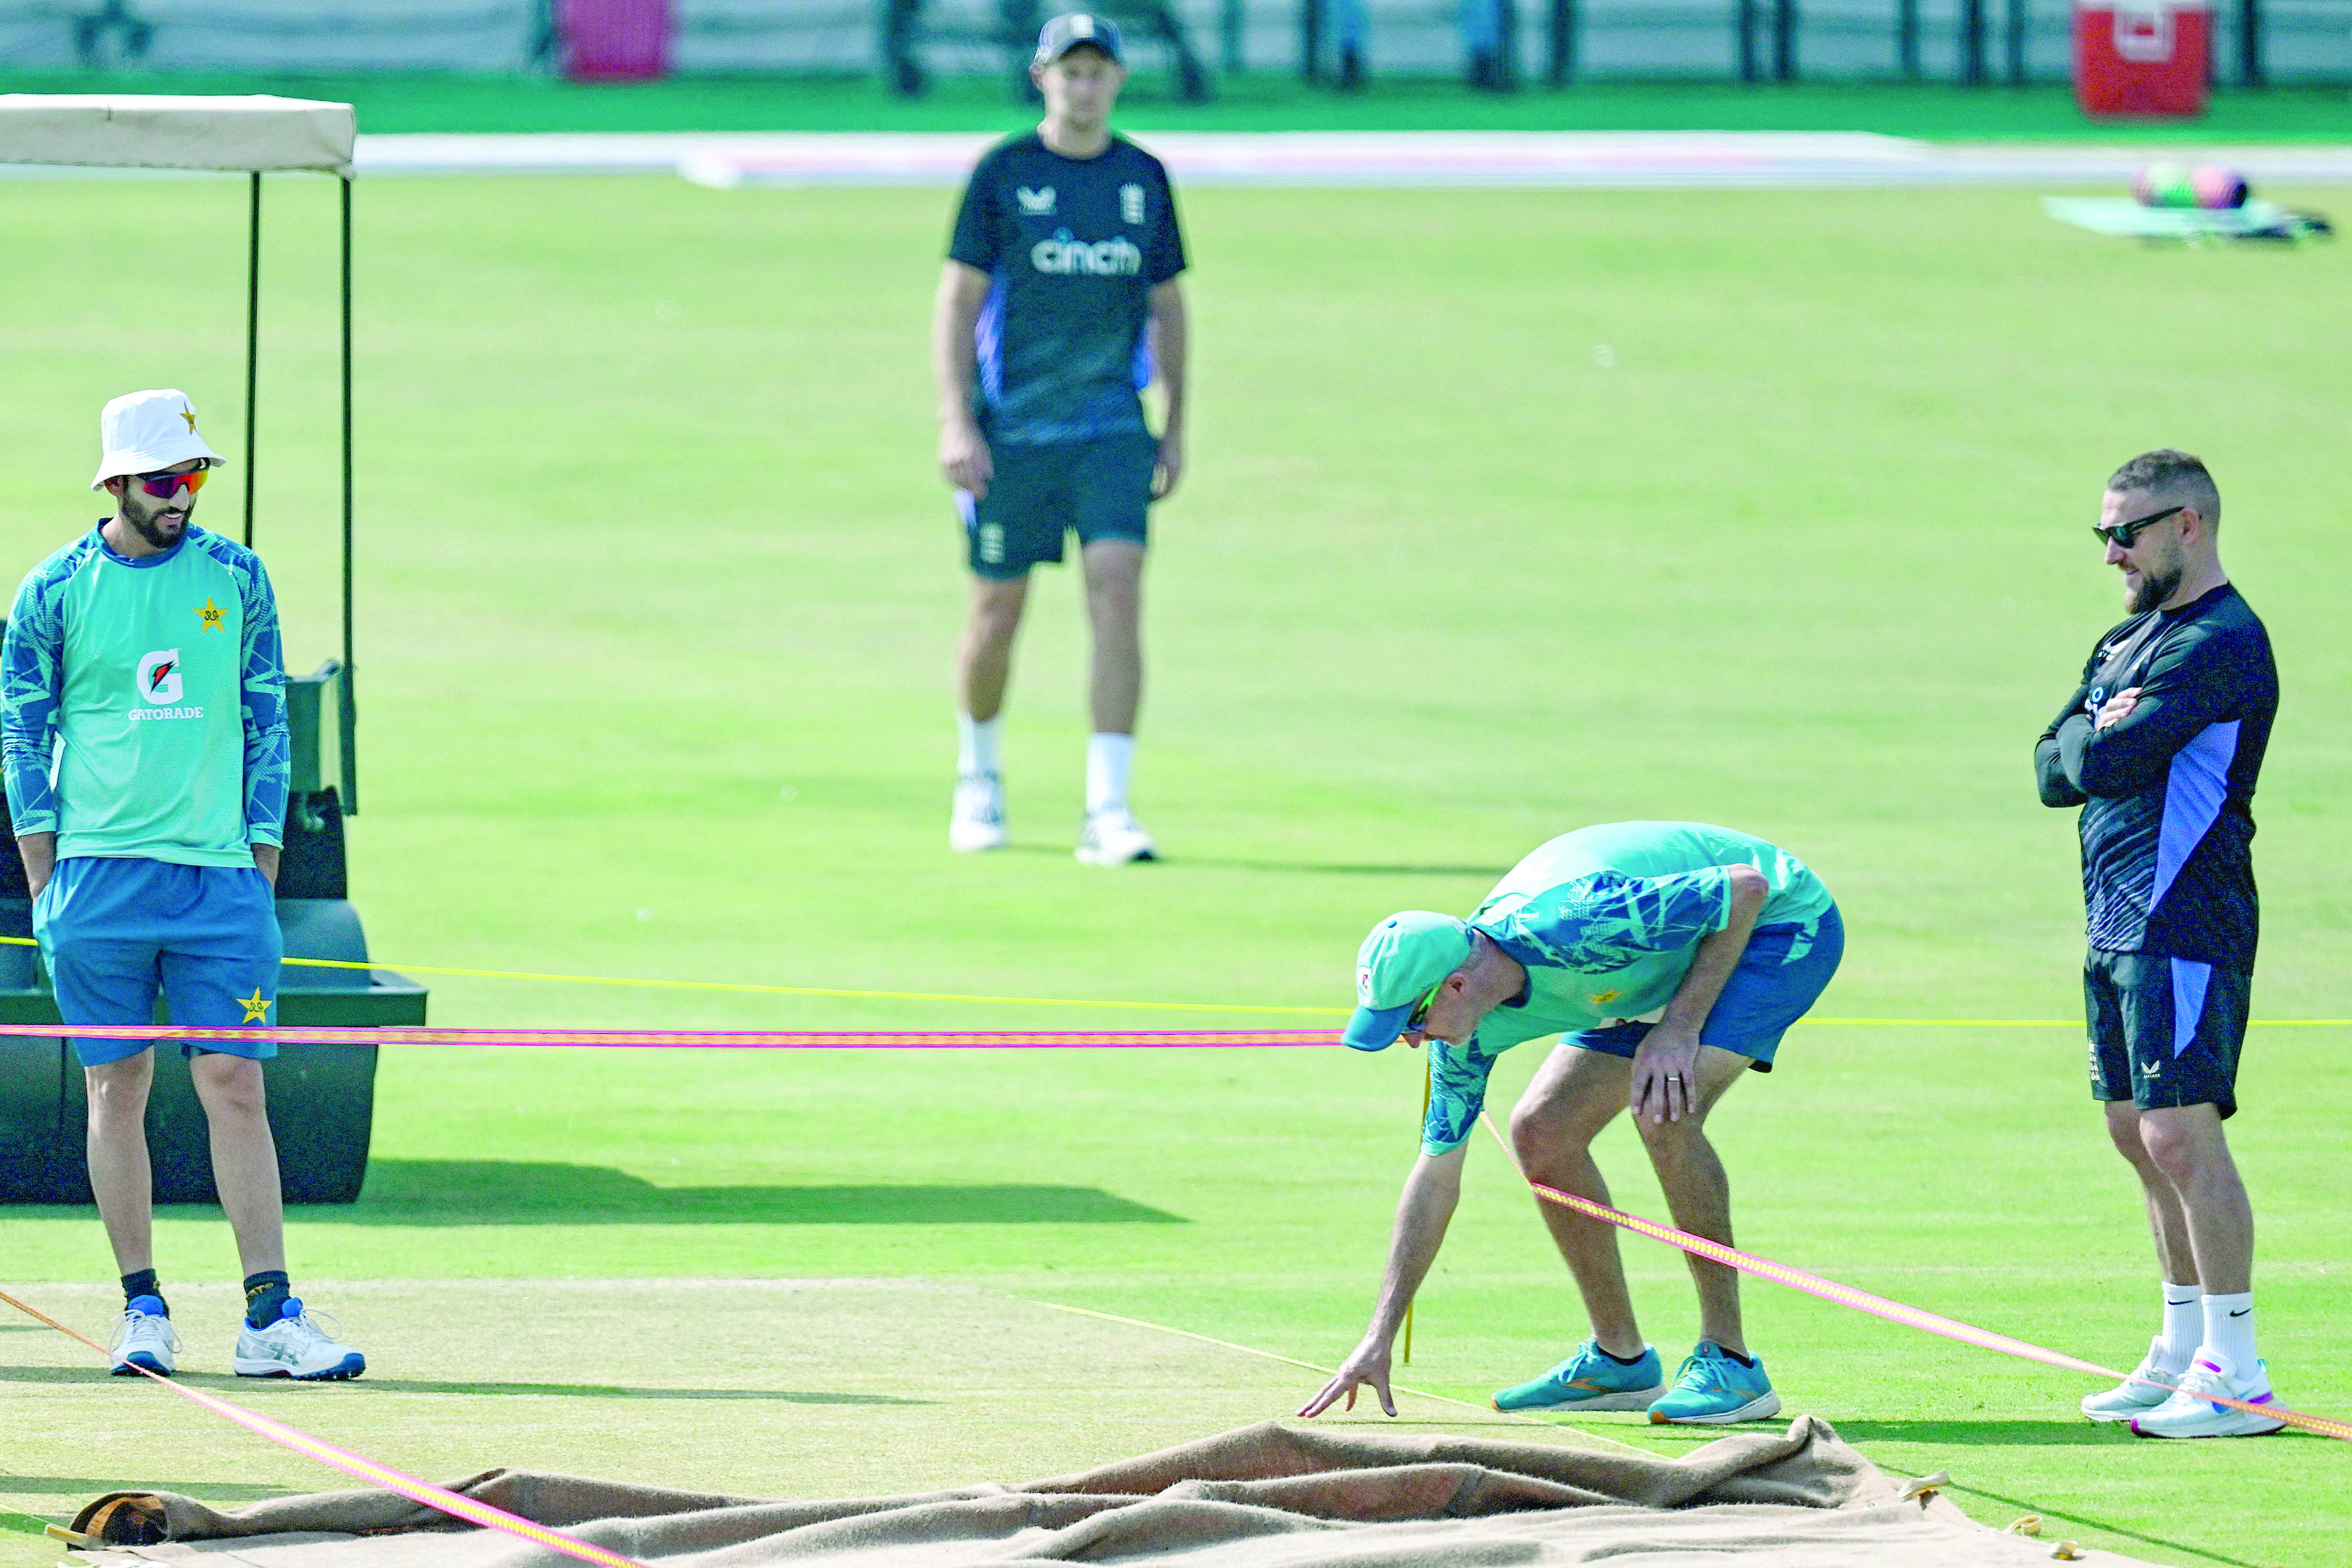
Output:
[34, 856, 281, 1068]
[1569, 907, 1845, 1072]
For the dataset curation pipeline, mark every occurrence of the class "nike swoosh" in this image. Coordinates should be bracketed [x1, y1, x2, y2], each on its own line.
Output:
[2230, 1309, 2250, 1317]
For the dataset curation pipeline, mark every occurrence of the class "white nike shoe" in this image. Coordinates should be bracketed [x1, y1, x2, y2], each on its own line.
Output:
[234, 1299, 366, 1381]
[950, 771, 1008, 853]
[1076, 809, 1157, 866]
[2129, 1353, 2286, 1438]
[2081, 1337, 2180, 1422]
[108, 1296, 179, 1378]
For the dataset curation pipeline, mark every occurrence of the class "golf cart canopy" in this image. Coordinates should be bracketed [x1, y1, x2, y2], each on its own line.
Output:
[0, 94, 354, 173]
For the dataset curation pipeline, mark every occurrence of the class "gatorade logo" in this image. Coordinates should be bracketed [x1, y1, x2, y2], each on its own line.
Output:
[1032, 229, 1142, 277]
[131, 648, 203, 720]
[137, 649, 182, 704]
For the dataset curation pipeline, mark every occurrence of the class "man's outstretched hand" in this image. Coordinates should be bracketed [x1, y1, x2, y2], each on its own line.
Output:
[1297, 1336, 1396, 1418]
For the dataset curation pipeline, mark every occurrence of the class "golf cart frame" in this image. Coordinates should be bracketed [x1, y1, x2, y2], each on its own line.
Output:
[0, 96, 424, 1203]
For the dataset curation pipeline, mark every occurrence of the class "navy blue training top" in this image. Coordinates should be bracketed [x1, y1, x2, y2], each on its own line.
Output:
[947, 132, 1186, 448]
[2035, 583, 2278, 968]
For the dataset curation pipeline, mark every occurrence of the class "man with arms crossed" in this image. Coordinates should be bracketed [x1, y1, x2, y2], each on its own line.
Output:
[2035, 449, 2280, 1438]
[1298, 822, 1842, 1426]
[2, 390, 363, 1381]
[934, 12, 1188, 865]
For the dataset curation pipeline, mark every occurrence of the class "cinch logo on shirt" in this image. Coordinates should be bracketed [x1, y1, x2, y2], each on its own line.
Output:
[1031, 229, 1142, 276]
[131, 647, 204, 720]
[1017, 185, 1057, 215]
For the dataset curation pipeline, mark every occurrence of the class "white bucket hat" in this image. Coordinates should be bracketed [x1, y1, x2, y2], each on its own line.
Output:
[90, 389, 227, 491]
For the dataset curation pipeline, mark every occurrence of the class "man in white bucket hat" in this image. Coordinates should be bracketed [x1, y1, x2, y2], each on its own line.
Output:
[1, 390, 364, 1382]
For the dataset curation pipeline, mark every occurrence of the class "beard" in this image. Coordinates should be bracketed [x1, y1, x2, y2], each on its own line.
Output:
[119, 488, 190, 551]
[2128, 560, 2183, 615]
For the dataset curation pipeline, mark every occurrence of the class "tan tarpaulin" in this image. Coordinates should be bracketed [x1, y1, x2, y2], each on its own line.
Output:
[72, 1417, 2151, 1566]
[0, 95, 354, 173]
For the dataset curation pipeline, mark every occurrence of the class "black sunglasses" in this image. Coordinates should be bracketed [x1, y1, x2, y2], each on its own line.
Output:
[2092, 504, 2185, 550]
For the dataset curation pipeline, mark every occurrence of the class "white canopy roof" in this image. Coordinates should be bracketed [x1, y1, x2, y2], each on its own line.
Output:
[0, 95, 355, 174]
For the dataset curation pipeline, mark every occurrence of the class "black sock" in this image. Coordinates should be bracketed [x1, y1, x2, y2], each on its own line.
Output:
[243, 1271, 291, 1329]
[1597, 1344, 1647, 1366]
[121, 1269, 168, 1316]
[1719, 1346, 1756, 1368]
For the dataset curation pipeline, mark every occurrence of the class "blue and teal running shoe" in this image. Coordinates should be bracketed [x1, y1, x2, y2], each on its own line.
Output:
[1492, 1338, 1665, 1413]
[1647, 1341, 1781, 1424]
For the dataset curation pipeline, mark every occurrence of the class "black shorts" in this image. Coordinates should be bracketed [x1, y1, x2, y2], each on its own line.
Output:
[2085, 948, 2252, 1118]
[959, 432, 1156, 579]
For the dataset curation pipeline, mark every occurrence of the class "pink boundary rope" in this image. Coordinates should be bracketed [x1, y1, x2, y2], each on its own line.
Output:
[0, 1024, 1337, 1050]
[1475, 1113, 2349, 1442]
[0, 1287, 650, 1568]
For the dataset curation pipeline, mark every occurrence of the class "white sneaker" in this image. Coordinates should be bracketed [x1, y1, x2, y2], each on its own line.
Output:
[234, 1298, 366, 1381]
[108, 1296, 178, 1378]
[950, 771, 1008, 853]
[2081, 1337, 2179, 1422]
[2128, 1353, 2286, 1438]
[1076, 809, 1157, 866]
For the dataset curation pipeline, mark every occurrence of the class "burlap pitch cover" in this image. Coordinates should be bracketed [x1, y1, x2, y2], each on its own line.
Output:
[72, 1416, 2151, 1566]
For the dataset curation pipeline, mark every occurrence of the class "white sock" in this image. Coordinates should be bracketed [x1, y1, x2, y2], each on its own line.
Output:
[1086, 732, 1134, 818]
[957, 713, 1002, 778]
[2156, 1283, 2201, 1370]
[2199, 1291, 2257, 1375]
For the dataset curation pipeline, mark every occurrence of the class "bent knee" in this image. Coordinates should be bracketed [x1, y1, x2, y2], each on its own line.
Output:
[1511, 1107, 1592, 1170]
[1633, 1113, 1714, 1156]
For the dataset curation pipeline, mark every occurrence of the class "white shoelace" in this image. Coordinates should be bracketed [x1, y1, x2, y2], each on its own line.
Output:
[108, 1307, 180, 1356]
[261, 1307, 348, 1350]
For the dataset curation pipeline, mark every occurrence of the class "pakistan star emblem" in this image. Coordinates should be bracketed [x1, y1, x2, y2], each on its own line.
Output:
[237, 988, 273, 1023]
[195, 597, 226, 630]
[181, 403, 198, 431]
[1590, 988, 1621, 1006]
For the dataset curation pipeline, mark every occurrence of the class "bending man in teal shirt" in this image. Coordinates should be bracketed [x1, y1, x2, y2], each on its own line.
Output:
[1298, 822, 1842, 1426]
[2, 390, 362, 1383]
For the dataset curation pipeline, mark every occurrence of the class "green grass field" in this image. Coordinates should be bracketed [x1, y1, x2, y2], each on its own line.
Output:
[0, 171, 2347, 1567]
[3, 70, 2350, 138]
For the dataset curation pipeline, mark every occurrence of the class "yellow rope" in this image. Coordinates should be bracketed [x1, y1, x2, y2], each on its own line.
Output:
[0, 935, 2338, 1024]
[0, 935, 1337, 1016]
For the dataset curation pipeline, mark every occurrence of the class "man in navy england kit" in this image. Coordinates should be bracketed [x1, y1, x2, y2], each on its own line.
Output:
[2035, 449, 2283, 1438]
[932, 13, 1189, 865]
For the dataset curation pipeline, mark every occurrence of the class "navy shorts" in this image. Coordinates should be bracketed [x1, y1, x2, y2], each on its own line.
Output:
[2085, 948, 2250, 1119]
[959, 432, 1157, 579]
[1569, 908, 1845, 1073]
[34, 856, 281, 1068]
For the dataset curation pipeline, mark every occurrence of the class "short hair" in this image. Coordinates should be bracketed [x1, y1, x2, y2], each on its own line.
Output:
[2107, 448, 2220, 528]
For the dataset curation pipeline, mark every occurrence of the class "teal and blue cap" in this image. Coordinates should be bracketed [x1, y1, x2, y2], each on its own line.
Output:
[1344, 910, 1472, 1051]
[1035, 12, 1124, 63]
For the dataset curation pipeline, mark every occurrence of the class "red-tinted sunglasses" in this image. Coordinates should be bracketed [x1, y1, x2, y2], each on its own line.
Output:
[132, 465, 208, 499]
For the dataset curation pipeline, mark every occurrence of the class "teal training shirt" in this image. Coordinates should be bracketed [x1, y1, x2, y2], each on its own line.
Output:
[1423, 822, 1833, 1154]
[2, 523, 289, 865]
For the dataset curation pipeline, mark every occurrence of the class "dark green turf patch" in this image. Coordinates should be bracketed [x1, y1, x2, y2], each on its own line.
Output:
[349, 1162, 1188, 1224]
